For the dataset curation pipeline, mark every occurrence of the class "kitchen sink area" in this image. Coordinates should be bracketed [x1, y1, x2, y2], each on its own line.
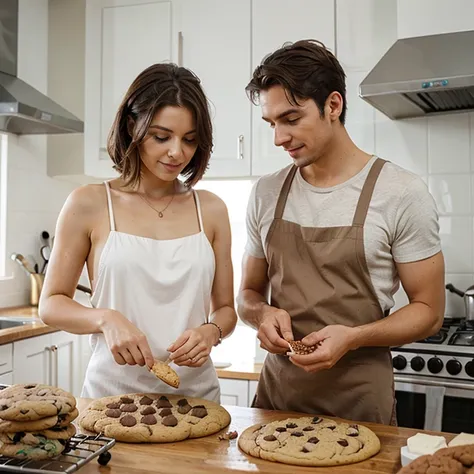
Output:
[0, 316, 41, 330]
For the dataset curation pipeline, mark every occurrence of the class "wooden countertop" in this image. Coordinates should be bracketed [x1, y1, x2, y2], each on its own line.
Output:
[215, 361, 262, 380]
[75, 398, 456, 474]
[0, 306, 58, 344]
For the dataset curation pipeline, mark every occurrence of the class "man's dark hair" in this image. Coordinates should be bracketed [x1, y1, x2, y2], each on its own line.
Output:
[107, 63, 213, 188]
[246, 39, 347, 124]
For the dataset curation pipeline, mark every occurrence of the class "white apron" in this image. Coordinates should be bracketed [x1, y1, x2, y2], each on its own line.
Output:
[81, 182, 220, 402]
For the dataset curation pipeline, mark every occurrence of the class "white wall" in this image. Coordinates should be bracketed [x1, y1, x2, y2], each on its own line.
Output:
[0, 0, 78, 307]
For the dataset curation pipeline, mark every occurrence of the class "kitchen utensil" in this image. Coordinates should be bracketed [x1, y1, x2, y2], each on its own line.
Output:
[40, 244, 51, 273]
[446, 283, 474, 321]
[10, 253, 35, 275]
[41, 230, 51, 247]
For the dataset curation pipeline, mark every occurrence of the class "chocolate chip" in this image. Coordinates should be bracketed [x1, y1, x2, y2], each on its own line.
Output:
[190, 406, 208, 418]
[141, 415, 157, 425]
[177, 398, 189, 407]
[139, 396, 153, 406]
[303, 426, 315, 432]
[157, 398, 173, 408]
[0, 405, 8, 411]
[140, 407, 156, 416]
[120, 396, 134, 404]
[160, 408, 172, 417]
[263, 435, 277, 442]
[105, 409, 122, 418]
[338, 439, 349, 447]
[286, 423, 298, 429]
[24, 384, 36, 389]
[121, 404, 138, 412]
[106, 402, 121, 409]
[308, 437, 319, 444]
[13, 432, 25, 443]
[291, 432, 304, 437]
[275, 427, 287, 432]
[302, 447, 310, 453]
[20, 409, 28, 415]
[311, 417, 322, 424]
[162, 415, 178, 427]
[326, 426, 336, 431]
[120, 415, 137, 427]
[177, 404, 192, 415]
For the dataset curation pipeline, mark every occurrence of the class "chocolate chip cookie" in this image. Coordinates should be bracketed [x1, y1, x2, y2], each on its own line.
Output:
[150, 360, 180, 389]
[0, 384, 77, 422]
[238, 416, 380, 467]
[79, 393, 230, 443]
[0, 434, 66, 460]
[397, 443, 474, 474]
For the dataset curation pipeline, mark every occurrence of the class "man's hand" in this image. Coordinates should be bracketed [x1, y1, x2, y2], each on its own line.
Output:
[258, 307, 294, 354]
[289, 325, 359, 373]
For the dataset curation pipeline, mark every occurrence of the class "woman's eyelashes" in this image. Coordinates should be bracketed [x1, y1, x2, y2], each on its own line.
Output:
[153, 135, 197, 144]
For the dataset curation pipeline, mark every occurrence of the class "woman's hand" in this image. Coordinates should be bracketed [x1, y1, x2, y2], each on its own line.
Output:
[167, 325, 220, 368]
[100, 310, 155, 369]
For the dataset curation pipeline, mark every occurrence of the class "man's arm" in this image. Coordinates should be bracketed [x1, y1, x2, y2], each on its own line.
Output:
[351, 251, 445, 349]
[237, 253, 293, 353]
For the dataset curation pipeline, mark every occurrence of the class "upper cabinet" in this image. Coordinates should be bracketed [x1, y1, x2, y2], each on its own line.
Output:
[84, 0, 173, 178]
[251, 0, 335, 177]
[397, 0, 474, 38]
[175, 0, 252, 178]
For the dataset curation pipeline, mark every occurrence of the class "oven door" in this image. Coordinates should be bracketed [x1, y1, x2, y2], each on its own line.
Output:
[394, 375, 474, 433]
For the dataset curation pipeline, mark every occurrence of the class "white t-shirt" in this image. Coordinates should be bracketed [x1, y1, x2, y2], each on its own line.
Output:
[245, 156, 441, 312]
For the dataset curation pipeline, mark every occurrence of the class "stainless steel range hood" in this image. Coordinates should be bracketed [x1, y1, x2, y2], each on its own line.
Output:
[0, 0, 83, 134]
[359, 30, 474, 120]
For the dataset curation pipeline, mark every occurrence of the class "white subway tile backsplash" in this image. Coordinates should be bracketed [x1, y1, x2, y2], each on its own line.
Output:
[374, 111, 428, 175]
[429, 174, 472, 215]
[439, 216, 473, 273]
[428, 114, 470, 174]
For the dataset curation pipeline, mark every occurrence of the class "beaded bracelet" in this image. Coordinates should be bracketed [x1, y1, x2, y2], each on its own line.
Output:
[202, 321, 223, 346]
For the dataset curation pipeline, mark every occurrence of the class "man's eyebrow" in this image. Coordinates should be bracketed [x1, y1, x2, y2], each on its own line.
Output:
[262, 108, 300, 122]
[148, 125, 196, 135]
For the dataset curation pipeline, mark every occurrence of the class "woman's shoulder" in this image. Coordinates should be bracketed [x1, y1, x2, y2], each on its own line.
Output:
[64, 183, 108, 216]
[193, 189, 228, 216]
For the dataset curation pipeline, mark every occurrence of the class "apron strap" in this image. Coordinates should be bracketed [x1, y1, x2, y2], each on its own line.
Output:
[352, 158, 387, 227]
[274, 166, 298, 219]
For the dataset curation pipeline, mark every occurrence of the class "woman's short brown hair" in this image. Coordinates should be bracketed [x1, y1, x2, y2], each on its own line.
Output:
[246, 39, 347, 124]
[107, 63, 213, 188]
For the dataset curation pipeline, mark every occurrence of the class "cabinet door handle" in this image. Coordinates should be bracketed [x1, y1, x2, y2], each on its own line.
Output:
[45, 346, 52, 386]
[178, 31, 183, 66]
[51, 345, 58, 387]
[237, 135, 244, 160]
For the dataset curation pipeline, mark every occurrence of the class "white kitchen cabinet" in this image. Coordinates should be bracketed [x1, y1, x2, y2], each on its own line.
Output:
[219, 378, 249, 407]
[248, 380, 258, 405]
[84, 0, 173, 178]
[0, 372, 13, 385]
[50, 332, 80, 396]
[336, 0, 397, 71]
[13, 334, 52, 386]
[0, 343, 13, 376]
[175, 0, 252, 178]
[397, 0, 474, 39]
[250, 0, 335, 176]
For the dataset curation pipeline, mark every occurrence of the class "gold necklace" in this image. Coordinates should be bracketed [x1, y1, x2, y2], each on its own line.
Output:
[138, 184, 176, 218]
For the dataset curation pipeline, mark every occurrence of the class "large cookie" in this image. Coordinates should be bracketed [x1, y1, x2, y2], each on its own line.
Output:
[0, 424, 76, 445]
[397, 443, 474, 473]
[0, 384, 76, 421]
[0, 407, 78, 434]
[0, 436, 65, 460]
[79, 393, 230, 443]
[238, 416, 380, 467]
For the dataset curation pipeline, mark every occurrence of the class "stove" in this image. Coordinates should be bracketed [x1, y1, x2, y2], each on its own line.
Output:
[391, 319, 474, 382]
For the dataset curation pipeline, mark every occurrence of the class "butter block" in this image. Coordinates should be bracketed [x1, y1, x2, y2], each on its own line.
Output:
[448, 432, 474, 447]
[407, 433, 447, 455]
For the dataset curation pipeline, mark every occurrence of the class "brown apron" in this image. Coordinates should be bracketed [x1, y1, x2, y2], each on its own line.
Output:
[253, 158, 396, 425]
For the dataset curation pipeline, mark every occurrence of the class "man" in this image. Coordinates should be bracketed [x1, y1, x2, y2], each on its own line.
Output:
[237, 39, 445, 425]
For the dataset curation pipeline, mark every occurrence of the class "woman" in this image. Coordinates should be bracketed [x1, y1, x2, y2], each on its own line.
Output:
[39, 63, 237, 402]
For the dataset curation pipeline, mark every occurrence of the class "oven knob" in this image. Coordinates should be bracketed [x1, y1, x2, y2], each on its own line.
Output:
[427, 357, 444, 374]
[410, 356, 425, 372]
[465, 361, 474, 378]
[446, 359, 462, 376]
[392, 355, 407, 370]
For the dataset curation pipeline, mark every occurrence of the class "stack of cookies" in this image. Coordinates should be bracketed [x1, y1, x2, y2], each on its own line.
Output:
[0, 383, 78, 460]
